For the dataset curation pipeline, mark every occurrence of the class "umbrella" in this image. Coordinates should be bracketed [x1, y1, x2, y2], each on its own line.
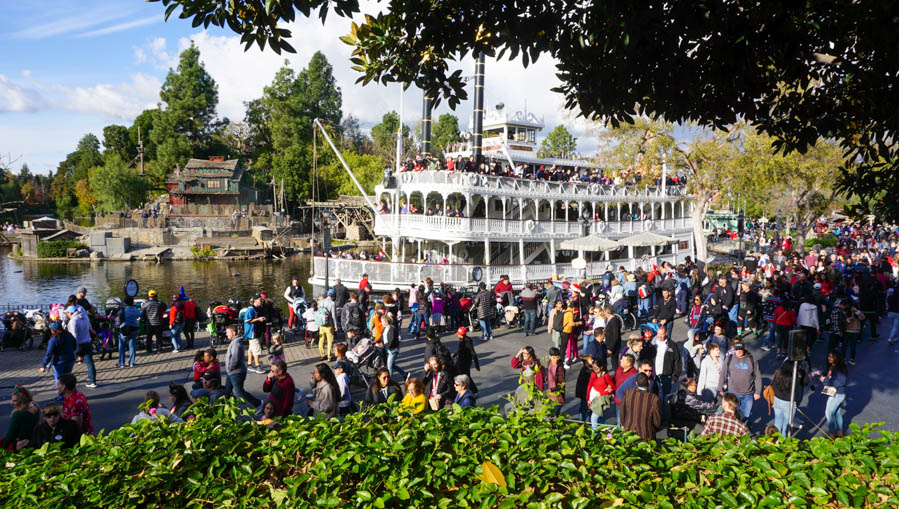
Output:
[618, 231, 677, 247]
[559, 235, 620, 251]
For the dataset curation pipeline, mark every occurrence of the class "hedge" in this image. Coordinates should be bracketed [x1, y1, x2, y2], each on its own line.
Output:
[36, 240, 85, 258]
[1, 400, 897, 508]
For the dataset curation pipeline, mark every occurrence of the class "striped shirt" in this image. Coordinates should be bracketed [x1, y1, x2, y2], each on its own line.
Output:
[621, 387, 661, 441]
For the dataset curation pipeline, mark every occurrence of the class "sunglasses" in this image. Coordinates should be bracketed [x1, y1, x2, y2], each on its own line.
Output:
[44, 412, 60, 418]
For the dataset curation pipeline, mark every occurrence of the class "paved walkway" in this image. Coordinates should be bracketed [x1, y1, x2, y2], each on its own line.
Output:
[2, 315, 898, 436]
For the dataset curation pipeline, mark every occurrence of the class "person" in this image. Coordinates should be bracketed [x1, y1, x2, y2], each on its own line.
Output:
[423, 327, 454, 372]
[453, 327, 480, 378]
[561, 299, 583, 367]
[365, 368, 403, 406]
[141, 290, 167, 353]
[23, 403, 82, 450]
[58, 373, 93, 435]
[520, 283, 539, 336]
[342, 292, 364, 344]
[331, 360, 353, 416]
[358, 273, 372, 312]
[511, 346, 545, 391]
[842, 302, 865, 365]
[587, 361, 615, 429]
[887, 287, 899, 345]
[654, 287, 676, 338]
[74, 286, 95, 317]
[2, 385, 39, 450]
[401, 378, 427, 414]
[304, 300, 320, 345]
[169, 294, 186, 352]
[773, 299, 797, 360]
[772, 361, 809, 436]
[263, 359, 296, 417]
[181, 291, 198, 350]
[716, 341, 762, 424]
[705, 322, 729, 355]
[669, 378, 717, 431]
[317, 291, 337, 361]
[244, 295, 267, 373]
[116, 296, 141, 367]
[191, 350, 209, 390]
[701, 393, 749, 436]
[545, 347, 566, 408]
[257, 401, 278, 428]
[819, 352, 849, 438]
[646, 326, 682, 397]
[602, 307, 622, 371]
[190, 372, 225, 402]
[696, 342, 722, 400]
[65, 305, 96, 388]
[131, 391, 177, 423]
[575, 354, 598, 422]
[547, 300, 565, 351]
[39, 321, 77, 385]
[620, 373, 661, 441]
[683, 332, 706, 380]
[168, 384, 192, 420]
[224, 324, 261, 408]
[423, 356, 454, 410]
[453, 374, 477, 407]
[472, 282, 495, 342]
[283, 276, 307, 330]
[308, 363, 339, 418]
[332, 278, 348, 334]
[382, 314, 406, 380]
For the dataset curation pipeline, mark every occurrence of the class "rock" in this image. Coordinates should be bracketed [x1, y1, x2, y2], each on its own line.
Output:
[90, 251, 104, 259]
[76, 249, 89, 257]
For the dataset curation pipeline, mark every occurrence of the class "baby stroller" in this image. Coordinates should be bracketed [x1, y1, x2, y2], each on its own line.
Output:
[24, 308, 49, 349]
[503, 300, 522, 328]
[346, 336, 384, 387]
[1, 311, 31, 351]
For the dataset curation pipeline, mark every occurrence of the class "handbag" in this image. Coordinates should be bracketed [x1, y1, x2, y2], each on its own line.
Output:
[821, 385, 837, 397]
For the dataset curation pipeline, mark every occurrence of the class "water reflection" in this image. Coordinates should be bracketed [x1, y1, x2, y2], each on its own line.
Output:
[0, 248, 312, 309]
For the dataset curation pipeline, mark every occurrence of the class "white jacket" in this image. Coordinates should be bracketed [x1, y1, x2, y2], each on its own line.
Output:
[797, 302, 819, 329]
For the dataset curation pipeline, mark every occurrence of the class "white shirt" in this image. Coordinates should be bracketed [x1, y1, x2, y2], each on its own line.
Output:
[654, 338, 668, 375]
[697, 355, 722, 399]
[336, 372, 351, 408]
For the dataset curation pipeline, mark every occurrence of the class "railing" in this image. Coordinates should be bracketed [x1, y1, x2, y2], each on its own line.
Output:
[311, 253, 683, 287]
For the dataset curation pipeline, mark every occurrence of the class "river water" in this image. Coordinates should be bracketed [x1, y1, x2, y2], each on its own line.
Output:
[0, 247, 313, 310]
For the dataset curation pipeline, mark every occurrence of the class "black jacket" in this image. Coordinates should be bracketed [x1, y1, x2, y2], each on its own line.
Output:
[31, 418, 82, 449]
[472, 289, 495, 319]
[604, 314, 622, 353]
[332, 283, 349, 308]
[574, 364, 592, 400]
[656, 296, 676, 322]
[644, 339, 683, 377]
[423, 369, 454, 408]
[714, 283, 735, 309]
[385, 325, 399, 350]
[364, 383, 402, 406]
[424, 339, 455, 373]
[454, 336, 480, 376]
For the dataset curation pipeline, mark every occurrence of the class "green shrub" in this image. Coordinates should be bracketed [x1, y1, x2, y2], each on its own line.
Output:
[36, 240, 85, 258]
[190, 245, 216, 258]
[806, 235, 838, 249]
[1, 400, 896, 508]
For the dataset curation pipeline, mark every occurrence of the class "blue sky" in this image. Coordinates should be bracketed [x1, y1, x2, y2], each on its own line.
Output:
[1, 1, 598, 175]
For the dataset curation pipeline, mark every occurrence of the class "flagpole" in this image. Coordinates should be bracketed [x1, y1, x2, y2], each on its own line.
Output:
[396, 86, 403, 171]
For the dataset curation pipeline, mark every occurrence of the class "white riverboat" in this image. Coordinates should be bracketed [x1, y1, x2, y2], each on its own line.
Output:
[309, 106, 694, 292]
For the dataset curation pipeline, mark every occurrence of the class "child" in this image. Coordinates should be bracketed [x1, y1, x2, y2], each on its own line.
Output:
[303, 301, 319, 347]
[545, 347, 566, 407]
[269, 333, 285, 364]
[191, 351, 207, 390]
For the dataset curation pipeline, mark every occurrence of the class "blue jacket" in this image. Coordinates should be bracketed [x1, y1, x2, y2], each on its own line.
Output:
[454, 390, 477, 408]
[823, 369, 848, 395]
[42, 331, 77, 369]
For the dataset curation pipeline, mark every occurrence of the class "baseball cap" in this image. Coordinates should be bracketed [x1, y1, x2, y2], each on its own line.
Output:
[814, 283, 822, 289]
[76, 286, 87, 294]
[260, 291, 268, 299]
[252, 293, 262, 300]
[733, 342, 747, 351]
[49, 321, 63, 331]
[291, 275, 299, 281]
[456, 327, 467, 335]
[65, 306, 77, 314]
[328, 289, 335, 296]
[202, 371, 218, 381]
[148, 289, 158, 297]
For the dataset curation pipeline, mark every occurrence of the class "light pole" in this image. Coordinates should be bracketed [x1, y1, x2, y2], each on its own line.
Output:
[321, 213, 332, 293]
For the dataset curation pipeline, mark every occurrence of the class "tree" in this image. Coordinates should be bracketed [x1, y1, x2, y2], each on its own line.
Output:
[317, 151, 385, 199]
[150, 43, 224, 185]
[102, 125, 137, 162]
[339, 114, 373, 154]
[430, 113, 461, 157]
[89, 154, 150, 214]
[538, 125, 577, 159]
[151, 0, 899, 220]
[370, 111, 413, 166]
[52, 134, 102, 218]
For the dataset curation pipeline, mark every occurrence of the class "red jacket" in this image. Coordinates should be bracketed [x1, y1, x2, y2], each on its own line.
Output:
[773, 305, 796, 327]
[510, 357, 545, 391]
[183, 299, 197, 320]
[613, 367, 636, 405]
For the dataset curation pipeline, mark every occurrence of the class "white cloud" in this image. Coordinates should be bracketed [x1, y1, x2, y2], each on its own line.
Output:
[10, 8, 135, 39]
[22, 70, 32, 78]
[0, 75, 47, 113]
[133, 37, 177, 70]
[59, 73, 161, 120]
[77, 15, 159, 38]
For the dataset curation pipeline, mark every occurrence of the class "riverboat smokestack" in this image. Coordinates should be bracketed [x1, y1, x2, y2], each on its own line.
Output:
[421, 93, 433, 157]
[472, 52, 486, 163]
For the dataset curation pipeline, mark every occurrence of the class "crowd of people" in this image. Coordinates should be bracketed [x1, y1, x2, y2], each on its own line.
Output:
[4, 220, 897, 449]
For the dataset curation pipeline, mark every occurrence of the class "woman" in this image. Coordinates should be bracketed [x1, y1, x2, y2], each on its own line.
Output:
[423, 356, 454, 410]
[684, 332, 706, 380]
[452, 374, 477, 407]
[2, 385, 39, 450]
[511, 346, 545, 391]
[263, 359, 296, 417]
[545, 347, 566, 406]
[365, 368, 403, 406]
[772, 361, 809, 436]
[819, 352, 849, 438]
[383, 314, 406, 380]
[131, 391, 181, 423]
[704, 322, 730, 355]
[116, 296, 141, 368]
[308, 363, 340, 418]
[587, 362, 615, 429]
[169, 384, 192, 420]
[257, 401, 278, 428]
[401, 378, 427, 414]
[686, 295, 709, 345]
[453, 327, 480, 378]
[25, 403, 82, 450]
[609, 278, 625, 312]
[697, 342, 722, 400]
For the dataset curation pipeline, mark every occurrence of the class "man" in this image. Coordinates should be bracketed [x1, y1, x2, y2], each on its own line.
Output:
[548, 300, 565, 350]
[190, 371, 225, 402]
[342, 292, 364, 345]
[358, 273, 372, 312]
[283, 276, 307, 330]
[39, 321, 77, 385]
[714, 275, 737, 326]
[224, 324, 261, 408]
[318, 290, 337, 361]
[654, 288, 677, 338]
[181, 292, 198, 350]
[74, 286, 95, 317]
[620, 373, 661, 442]
[263, 359, 296, 417]
[612, 353, 638, 424]
[602, 307, 623, 371]
[544, 281, 561, 324]
[141, 290, 167, 353]
[716, 341, 762, 424]
[615, 360, 659, 406]
[701, 393, 749, 436]
[646, 326, 682, 397]
[472, 282, 495, 342]
[519, 283, 538, 336]
[243, 295, 267, 373]
[332, 278, 349, 334]
[66, 305, 96, 388]
[19, 403, 82, 450]
[57, 373, 93, 435]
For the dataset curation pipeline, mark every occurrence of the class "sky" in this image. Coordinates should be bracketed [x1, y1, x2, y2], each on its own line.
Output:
[0, 0, 597, 175]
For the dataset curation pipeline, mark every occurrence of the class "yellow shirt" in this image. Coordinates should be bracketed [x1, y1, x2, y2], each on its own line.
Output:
[401, 393, 426, 414]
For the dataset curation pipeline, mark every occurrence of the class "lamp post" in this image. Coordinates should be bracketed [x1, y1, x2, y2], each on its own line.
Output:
[321, 213, 332, 293]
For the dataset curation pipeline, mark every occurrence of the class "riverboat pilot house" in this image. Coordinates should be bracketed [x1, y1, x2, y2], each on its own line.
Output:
[165, 157, 257, 207]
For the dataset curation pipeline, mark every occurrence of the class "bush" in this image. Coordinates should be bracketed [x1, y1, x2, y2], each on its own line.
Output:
[190, 245, 216, 258]
[36, 240, 85, 258]
[1, 400, 897, 508]
[806, 235, 838, 249]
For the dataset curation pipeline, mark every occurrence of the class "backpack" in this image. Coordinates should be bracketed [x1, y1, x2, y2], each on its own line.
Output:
[762, 385, 775, 415]
[315, 307, 333, 327]
[638, 285, 651, 299]
[346, 304, 363, 328]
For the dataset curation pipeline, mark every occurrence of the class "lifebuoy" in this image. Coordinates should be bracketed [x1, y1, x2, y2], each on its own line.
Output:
[525, 219, 536, 233]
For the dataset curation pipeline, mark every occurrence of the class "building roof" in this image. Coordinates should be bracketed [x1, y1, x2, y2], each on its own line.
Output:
[165, 158, 245, 184]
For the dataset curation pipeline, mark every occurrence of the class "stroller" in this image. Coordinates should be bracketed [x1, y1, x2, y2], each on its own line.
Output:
[24, 308, 49, 349]
[503, 301, 522, 328]
[1, 311, 31, 351]
[346, 336, 384, 387]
